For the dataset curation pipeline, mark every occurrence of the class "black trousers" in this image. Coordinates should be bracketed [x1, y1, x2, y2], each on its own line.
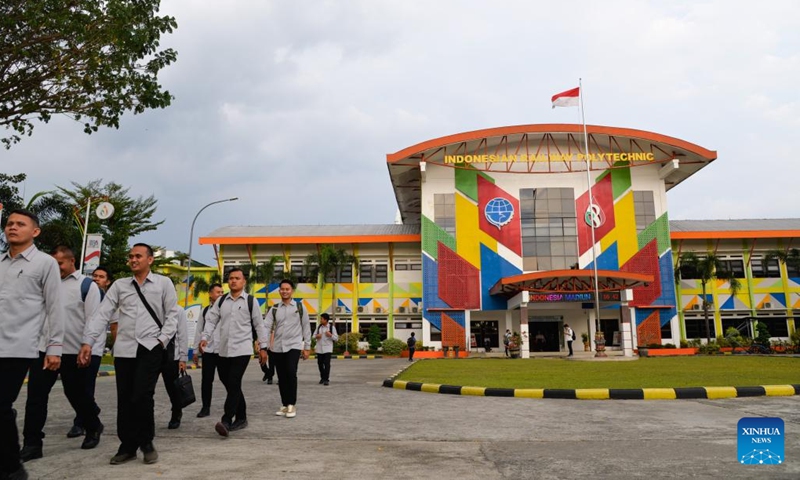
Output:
[260, 350, 274, 380]
[567, 340, 574, 356]
[23, 353, 101, 447]
[216, 355, 249, 423]
[200, 352, 223, 410]
[408, 347, 415, 360]
[160, 345, 181, 414]
[0, 357, 33, 475]
[272, 349, 301, 406]
[114, 344, 163, 454]
[74, 355, 102, 428]
[317, 352, 331, 381]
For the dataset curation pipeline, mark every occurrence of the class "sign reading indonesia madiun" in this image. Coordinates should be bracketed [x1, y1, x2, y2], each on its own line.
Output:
[444, 152, 655, 164]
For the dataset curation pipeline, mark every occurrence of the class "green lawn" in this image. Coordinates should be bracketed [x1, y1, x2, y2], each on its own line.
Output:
[396, 357, 800, 389]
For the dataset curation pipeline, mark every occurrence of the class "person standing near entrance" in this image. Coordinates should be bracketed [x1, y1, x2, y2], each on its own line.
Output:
[407, 332, 417, 361]
[0, 210, 64, 480]
[503, 329, 511, 357]
[199, 268, 268, 436]
[564, 323, 574, 357]
[21, 246, 105, 462]
[80, 243, 180, 466]
[314, 313, 338, 385]
[193, 283, 224, 417]
[264, 279, 311, 419]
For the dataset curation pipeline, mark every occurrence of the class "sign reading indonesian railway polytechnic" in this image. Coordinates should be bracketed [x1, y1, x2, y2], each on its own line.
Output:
[443, 152, 656, 164]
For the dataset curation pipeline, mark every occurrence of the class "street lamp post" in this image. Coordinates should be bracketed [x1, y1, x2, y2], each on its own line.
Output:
[184, 198, 238, 308]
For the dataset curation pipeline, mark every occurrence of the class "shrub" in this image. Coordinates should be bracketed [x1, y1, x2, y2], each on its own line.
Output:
[335, 332, 362, 354]
[715, 336, 730, 348]
[382, 338, 407, 356]
[664, 343, 676, 349]
[367, 324, 382, 351]
[687, 338, 702, 348]
[790, 329, 800, 347]
[679, 340, 689, 348]
[754, 322, 771, 346]
[647, 343, 663, 349]
[699, 342, 720, 355]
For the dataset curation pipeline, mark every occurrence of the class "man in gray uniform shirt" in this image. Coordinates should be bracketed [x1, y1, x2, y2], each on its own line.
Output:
[0, 210, 64, 480]
[21, 246, 104, 462]
[79, 243, 179, 466]
[199, 268, 268, 437]
[193, 283, 224, 417]
[264, 279, 311, 419]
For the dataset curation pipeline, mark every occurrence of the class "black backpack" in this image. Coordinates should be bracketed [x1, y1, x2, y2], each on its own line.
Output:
[80, 277, 105, 302]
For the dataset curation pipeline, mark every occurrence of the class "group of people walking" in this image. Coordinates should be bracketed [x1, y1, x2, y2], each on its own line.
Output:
[0, 208, 317, 480]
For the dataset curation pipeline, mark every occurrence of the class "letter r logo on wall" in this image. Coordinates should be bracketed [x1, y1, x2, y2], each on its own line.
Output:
[584, 203, 605, 228]
[737, 417, 784, 465]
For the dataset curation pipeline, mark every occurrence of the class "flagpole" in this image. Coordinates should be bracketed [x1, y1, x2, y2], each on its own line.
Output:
[579, 79, 603, 354]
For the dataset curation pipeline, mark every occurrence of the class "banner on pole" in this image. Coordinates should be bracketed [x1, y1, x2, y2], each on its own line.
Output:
[83, 234, 103, 274]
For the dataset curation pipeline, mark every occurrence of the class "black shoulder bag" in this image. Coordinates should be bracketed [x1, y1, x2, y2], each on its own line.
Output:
[131, 279, 195, 408]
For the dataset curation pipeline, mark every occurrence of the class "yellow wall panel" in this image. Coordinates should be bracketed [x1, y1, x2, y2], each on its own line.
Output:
[613, 192, 638, 265]
[455, 193, 496, 268]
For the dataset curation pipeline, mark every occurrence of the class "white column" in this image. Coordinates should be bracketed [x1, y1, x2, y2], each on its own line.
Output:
[620, 306, 635, 357]
[464, 310, 471, 353]
[520, 303, 530, 359]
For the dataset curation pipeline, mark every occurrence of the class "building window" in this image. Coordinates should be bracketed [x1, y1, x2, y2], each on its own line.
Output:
[660, 320, 672, 340]
[684, 316, 716, 339]
[520, 188, 577, 271]
[339, 264, 353, 283]
[430, 323, 442, 342]
[633, 191, 656, 233]
[434, 193, 456, 236]
[358, 260, 388, 283]
[750, 257, 780, 278]
[716, 258, 745, 278]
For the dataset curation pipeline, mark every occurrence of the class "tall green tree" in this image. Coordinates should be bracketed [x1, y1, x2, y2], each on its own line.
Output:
[0, 0, 178, 148]
[0, 173, 26, 215]
[56, 180, 163, 280]
[675, 252, 742, 343]
[765, 248, 800, 277]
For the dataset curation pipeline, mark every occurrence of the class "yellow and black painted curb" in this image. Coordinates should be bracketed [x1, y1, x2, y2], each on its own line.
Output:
[382, 380, 800, 400]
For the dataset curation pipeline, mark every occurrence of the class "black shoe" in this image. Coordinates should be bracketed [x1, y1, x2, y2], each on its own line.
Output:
[266, 378, 273, 385]
[141, 443, 158, 464]
[323, 380, 329, 386]
[6, 465, 28, 480]
[197, 408, 210, 418]
[229, 418, 248, 431]
[215, 420, 231, 437]
[262, 372, 269, 382]
[319, 379, 324, 384]
[109, 450, 137, 465]
[19, 445, 42, 463]
[81, 423, 104, 450]
[168, 412, 182, 429]
[66, 425, 85, 438]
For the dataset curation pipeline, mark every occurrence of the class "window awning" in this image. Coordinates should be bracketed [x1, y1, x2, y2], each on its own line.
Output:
[489, 269, 654, 297]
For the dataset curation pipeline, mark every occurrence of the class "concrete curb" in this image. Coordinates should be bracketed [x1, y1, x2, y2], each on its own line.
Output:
[381, 379, 800, 400]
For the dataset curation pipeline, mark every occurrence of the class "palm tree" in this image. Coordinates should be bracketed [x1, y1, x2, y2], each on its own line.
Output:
[242, 256, 282, 297]
[305, 245, 356, 351]
[675, 252, 742, 343]
[192, 271, 222, 298]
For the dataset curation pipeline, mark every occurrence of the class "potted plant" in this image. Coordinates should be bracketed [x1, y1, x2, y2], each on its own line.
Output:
[637, 344, 649, 357]
[581, 332, 590, 351]
[508, 332, 522, 358]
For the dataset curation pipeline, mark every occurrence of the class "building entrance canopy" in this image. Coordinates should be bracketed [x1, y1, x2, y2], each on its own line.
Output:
[489, 269, 653, 297]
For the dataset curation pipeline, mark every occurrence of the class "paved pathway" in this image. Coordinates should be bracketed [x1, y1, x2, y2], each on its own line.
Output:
[17, 358, 800, 479]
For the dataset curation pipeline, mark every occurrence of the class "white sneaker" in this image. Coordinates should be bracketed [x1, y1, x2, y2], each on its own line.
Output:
[285, 405, 296, 418]
[275, 406, 287, 416]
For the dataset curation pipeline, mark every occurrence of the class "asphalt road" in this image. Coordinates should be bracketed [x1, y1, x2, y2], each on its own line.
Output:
[15, 358, 800, 479]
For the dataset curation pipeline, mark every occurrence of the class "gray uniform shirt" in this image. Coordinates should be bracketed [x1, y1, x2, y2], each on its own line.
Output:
[39, 271, 102, 355]
[314, 322, 339, 354]
[202, 292, 268, 358]
[0, 244, 64, 358]
[83, 271, 179, 358]
[193, 304, 219, 354]
[264, 300, 311, 352]
[174, 308, 188, 362]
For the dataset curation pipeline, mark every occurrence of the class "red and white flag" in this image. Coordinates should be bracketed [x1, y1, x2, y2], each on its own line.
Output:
[551, 87, 580, 109]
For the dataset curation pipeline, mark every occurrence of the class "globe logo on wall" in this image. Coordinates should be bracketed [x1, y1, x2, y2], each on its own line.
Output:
[584, 203, 606, 228]
[484, 197, 514, 229]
